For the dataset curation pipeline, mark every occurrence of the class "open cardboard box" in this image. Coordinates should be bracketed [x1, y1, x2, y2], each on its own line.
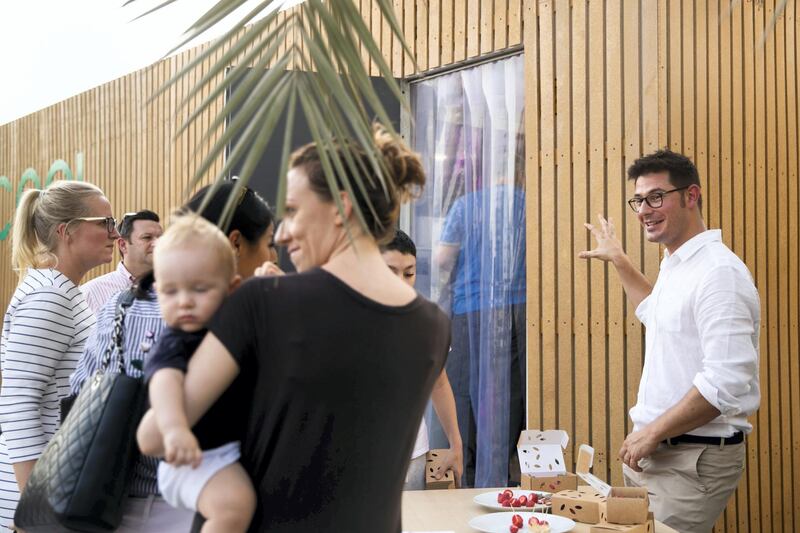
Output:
[606, 487, 650, 524]
[424, 449, 455, 489]
[552, 444, 611, 524]
[553, 444, 650, 525]
[590, 512, 655, 533]
[517, 430, 578, 491]
[521, 472, 578, 491]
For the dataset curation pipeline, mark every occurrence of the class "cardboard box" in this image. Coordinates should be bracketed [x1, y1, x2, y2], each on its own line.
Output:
[590, 513, 655, 533]
[552, 485, 608, 524]
[424, 449, 455, 489]
[517, 430, 570, 476]
[606, 487, 650, 525]
[521, 472, 578, 492]
[575, 444, 612, 496]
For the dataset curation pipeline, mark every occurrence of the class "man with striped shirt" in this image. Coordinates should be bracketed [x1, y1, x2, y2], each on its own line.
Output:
[81, 210, 162, 313]
[70, 285, 194, 531]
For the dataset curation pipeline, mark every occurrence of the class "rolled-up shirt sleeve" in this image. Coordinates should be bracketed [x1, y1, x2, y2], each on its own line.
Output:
[0, 289, 74, 462]
[635, 294, 652, 328]
[692, 266, 761, 418]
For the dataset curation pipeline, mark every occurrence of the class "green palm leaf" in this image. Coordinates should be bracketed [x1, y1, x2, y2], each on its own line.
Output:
[127, 0, 416, 232]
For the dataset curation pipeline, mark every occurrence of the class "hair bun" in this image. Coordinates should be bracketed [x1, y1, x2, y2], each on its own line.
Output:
[373, 125, 425, 199]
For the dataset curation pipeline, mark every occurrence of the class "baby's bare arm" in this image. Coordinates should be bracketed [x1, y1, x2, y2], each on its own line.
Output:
[150, 368, 189, 434]
[137, 369, 186, 458]
[148, 368, 202, 466]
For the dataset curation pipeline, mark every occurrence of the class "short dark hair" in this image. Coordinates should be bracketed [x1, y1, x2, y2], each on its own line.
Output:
[627, 149, 702, 210]
[185, 181, 275, 243]
[380, 229, 416, 257]
[118, 210, 160, 241]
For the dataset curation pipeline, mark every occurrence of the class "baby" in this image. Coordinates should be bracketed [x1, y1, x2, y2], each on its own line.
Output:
[143, 214, 255, 533]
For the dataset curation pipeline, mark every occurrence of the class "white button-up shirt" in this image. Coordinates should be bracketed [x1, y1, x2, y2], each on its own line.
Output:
[630, 229, 760, 436]
[80, 261, 135, 313]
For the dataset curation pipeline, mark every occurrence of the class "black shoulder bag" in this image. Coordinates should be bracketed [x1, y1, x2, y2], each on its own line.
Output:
[15, 289, 147, 532]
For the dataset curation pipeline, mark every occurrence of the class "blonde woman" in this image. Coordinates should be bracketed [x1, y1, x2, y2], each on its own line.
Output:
[0, 180, 118, 530]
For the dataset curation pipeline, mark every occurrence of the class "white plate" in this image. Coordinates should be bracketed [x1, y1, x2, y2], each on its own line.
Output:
[468, 512, 575, 533]
[473, 490, 552, 512]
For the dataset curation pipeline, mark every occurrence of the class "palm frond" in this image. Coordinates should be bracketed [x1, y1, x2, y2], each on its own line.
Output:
[127, 0, 415, 231]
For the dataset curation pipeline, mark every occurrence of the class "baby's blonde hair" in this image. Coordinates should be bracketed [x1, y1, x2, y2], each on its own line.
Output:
[154, 213, 236, 281]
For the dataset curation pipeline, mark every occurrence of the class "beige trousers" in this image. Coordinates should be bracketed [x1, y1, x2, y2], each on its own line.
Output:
[623, 441, 745, 533]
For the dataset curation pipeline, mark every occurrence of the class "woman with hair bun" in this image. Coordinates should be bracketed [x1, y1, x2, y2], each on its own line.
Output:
[0, 180, 118, 529]
[138, 127, 452, 532]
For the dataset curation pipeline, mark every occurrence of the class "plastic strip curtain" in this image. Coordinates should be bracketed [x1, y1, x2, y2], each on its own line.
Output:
[411, 55, 526, 487]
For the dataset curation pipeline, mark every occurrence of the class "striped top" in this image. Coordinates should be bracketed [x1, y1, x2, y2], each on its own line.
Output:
[0, 269, 95, 528]
[70, 289, 165, 497]
[80, 261, 135, 314]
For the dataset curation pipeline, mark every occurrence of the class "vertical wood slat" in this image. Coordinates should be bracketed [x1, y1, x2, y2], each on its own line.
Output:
[523, 0, 542, 432]
[741, 3, 762, 532]
[604, 0, 625, 488]
[622, 0, 642, 443]
[754, 1, 774, 529]
[774, 2, 793, 532]
[587, 0, 609, 482]
[537, 0, 557, 434]
[764, 0, 783, 529]
[570, 0, 590, 474]
[554, 0, 573, 469]
[786, 4, 800, 530]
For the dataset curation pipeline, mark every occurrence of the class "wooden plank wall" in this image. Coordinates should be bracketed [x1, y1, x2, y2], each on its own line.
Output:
[0, 38, 233, 305]
[524, 1, 800, 532]
[0, 1, 798, 531]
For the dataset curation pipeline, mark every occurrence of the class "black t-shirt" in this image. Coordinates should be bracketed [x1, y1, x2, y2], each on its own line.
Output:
[144, 327, 253, 450]
[209, 268, 451, 533]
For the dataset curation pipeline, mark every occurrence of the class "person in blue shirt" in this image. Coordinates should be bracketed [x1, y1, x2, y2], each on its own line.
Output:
[436, 178, 526, 488]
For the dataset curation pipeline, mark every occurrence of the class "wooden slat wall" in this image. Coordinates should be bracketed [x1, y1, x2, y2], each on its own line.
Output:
[524, 1, 800, 532]
[0, 2, 798, 531]
[0, 37, 237, 306]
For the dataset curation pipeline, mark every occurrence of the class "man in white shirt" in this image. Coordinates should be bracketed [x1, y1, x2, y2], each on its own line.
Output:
[580, 150, 760, 533]
[82, 210, 163, 313]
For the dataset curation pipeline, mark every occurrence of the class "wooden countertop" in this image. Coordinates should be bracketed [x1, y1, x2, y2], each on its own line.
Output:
[402, 488, 678, 533]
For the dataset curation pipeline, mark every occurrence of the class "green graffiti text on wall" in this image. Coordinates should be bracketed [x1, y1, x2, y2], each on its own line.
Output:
[0, 153, 85, 241]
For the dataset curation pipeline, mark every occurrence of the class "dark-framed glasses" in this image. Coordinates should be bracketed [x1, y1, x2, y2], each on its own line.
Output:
[67, 216, 118, 235]
[627, 185, 691, 212]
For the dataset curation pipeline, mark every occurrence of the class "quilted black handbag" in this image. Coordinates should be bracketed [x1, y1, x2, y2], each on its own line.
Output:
[14, 289, 146, 532]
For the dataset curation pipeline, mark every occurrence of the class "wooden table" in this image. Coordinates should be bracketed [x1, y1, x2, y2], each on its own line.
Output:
[402, 488, 678, 533]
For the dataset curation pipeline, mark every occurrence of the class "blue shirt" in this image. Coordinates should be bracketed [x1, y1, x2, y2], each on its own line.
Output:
[69, 290, 165, 497]
[439, 184, 526, 315]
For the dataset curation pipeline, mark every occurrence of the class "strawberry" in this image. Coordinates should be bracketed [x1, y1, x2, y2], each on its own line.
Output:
[529, 516, 541, 526]
[518, 495, 528, 507]
[509, 526, 519, 533]
[512, 514, 523, 528]
[510, 497, 520, 507]
[529, 493, 539, 504]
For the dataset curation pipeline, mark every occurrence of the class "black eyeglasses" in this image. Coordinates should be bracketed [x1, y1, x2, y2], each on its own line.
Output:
[627, 186, 691, 212]
[67, 216, 118, 235]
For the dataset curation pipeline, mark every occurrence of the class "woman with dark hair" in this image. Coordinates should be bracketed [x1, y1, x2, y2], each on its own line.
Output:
[69, 182, 277, 532]
[138, 127, 452, 532]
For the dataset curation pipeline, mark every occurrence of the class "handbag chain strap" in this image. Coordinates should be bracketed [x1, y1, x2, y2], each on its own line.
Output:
[99, 288, 137, 375]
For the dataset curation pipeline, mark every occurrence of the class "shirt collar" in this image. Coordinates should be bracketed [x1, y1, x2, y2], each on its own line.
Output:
[116, 261, 135, 282]
[663, 229, 721, 264]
